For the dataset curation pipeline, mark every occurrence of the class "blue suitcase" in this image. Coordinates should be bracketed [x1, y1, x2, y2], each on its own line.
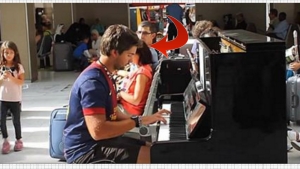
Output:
[49, 107, 67, 160]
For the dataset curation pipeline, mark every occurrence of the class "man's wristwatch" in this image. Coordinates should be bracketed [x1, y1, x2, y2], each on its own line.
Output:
[131, 115, 141, 128]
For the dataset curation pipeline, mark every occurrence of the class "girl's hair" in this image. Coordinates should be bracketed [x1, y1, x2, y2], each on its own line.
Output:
[136, 41, 153, 65]
[0, 41, 21, 73]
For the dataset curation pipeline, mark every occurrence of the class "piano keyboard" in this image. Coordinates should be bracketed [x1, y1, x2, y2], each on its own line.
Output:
[157, 102, 187, 141]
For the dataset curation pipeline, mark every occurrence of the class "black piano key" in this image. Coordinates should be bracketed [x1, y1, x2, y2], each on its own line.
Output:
[170, 135, 187, 140]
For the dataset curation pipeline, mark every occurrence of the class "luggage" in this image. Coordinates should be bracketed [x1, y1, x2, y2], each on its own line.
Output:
[49, 107, 67, 160]
[53, 42, 73, 71]
[287, 75, 300, 124]
[158, 58, 192, 96]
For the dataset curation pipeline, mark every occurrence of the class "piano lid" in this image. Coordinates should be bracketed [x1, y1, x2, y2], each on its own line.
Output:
[218, 29, 284, 45]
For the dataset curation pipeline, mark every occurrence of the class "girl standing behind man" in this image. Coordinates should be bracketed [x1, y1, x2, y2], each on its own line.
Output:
[0, 41, 25, 154]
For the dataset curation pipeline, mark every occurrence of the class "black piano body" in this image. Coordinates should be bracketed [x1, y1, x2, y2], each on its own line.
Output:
[150, 30, 287, 163]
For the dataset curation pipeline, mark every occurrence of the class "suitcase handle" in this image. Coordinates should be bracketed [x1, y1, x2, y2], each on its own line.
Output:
[292, 94, 299, 108]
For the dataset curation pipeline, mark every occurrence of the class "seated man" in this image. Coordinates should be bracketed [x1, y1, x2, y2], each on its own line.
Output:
[266, 12, 289, 40]
[117, 41, 153, 116]
[63, 24, 170, 164]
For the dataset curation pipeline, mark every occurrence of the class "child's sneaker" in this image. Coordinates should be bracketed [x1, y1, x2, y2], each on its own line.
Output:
[14, 140, 23, 151]
[2, 140, 11, 154]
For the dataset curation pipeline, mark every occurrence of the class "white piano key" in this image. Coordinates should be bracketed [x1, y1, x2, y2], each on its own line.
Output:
[162, 103, 171, 111]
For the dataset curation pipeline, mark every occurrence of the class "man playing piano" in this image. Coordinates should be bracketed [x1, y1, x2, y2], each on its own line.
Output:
[63, 24, 170, 164]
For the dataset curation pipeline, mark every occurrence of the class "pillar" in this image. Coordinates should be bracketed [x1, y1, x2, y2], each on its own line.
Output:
[0, 3, 38, 82]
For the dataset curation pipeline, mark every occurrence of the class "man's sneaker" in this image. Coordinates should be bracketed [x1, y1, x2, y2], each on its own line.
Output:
[14, 140, 23, 151]
[291, 141, 300, 151]
[288, 144, 293, 151]
[2, 140, 11, 154]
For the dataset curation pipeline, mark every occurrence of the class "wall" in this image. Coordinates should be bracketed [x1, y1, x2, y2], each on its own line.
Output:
[0, 3, 37, 81]
[232, 3, 266, 32]
[195, 3, 233, 29]
[73, 3, 129, 27]
[52, 3, 73, 31]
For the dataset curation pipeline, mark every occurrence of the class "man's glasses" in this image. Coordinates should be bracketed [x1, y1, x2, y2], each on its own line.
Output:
[136, 31, 152, 36]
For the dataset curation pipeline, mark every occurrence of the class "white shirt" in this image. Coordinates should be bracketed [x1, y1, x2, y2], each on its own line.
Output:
[0, 64, 25, 102]
[273, 20, 289, 40]
[92, 37, 102, 51]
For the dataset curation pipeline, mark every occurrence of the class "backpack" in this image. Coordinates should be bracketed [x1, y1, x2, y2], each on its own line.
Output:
[37, 30, 53, 58]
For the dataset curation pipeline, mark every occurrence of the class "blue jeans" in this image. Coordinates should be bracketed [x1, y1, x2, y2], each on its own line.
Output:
[286, 69, 294, 80]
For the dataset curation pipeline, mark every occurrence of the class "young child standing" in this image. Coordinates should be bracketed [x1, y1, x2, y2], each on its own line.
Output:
[0, 41, 25, 154]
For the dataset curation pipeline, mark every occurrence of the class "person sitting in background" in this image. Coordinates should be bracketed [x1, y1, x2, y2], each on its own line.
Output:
[266, 8, 279, 33]
[88, 29, 102, 59]
[235, 12, 247, 30]
[90, 18, 105, 36]
[73, 34, 91, 72]
[117, 41, 153, 116]
[267, 12, 289, 40]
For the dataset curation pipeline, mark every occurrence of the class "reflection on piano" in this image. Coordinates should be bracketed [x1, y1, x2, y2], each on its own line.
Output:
[149, 30, 287, 163]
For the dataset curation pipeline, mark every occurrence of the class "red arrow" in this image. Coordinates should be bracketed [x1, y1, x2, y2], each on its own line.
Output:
[151, 15, 188, 58]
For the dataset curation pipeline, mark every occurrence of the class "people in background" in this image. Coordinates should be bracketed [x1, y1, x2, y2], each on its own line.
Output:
[117, 41, 153, 116]
[267, 8, 279, 33]
[184, 7, 191, 29]
[191, 20, 221, 66]
[0, 41, 25, 154]
[267, 12, 289, 40]
[136, 21, 159, 71]
[37, 22, 52, 69]
[90, 18, 105, 36]
[65, 18, 90, 45]
[88, 29, 102, 58]
[235, 12, 247, 30]
[189, 6, 196, 30]
[190, 20, 221, 74]
[73, 34, 91, 72]
[166, 3, 184, 54]
[63, 24, 169, 164]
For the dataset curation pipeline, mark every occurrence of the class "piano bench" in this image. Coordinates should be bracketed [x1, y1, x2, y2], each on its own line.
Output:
[123, 130, 141, 140]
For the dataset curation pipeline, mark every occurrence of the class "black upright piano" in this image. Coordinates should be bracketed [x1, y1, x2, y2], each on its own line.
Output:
[150, 30, 287, 163]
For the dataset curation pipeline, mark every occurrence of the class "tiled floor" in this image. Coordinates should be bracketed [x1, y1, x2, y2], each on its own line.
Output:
[0, 70, 79, 164]
[0, 70, 299, 163]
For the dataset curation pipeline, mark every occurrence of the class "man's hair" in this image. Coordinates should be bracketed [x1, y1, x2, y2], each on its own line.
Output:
[100, 24, 141, 56]
[270, 8, 278, 17]
[279, 12, 287, 20]
[139, 21, 157, 33]
[192, 20, 213, 38]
